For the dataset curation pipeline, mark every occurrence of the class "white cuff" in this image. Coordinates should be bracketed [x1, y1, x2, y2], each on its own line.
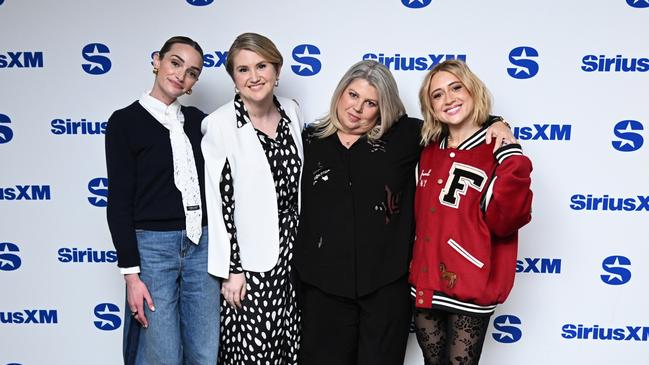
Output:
[120, 266, 141, 275]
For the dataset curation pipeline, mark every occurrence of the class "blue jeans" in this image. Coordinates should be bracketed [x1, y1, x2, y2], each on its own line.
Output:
[123, 227, 220, 365]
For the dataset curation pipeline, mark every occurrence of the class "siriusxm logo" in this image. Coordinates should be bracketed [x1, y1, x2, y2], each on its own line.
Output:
[58, 247, 117, 263]
[401, 0, 432, 8]
[612, 120, 643, 152]
[0, 185, 51, 201]
[204, 51, 228, 68]
[513, 124, 571, 141]
[0, 309, 58, 324]
[94, 303, 121, 331]
[516, 258, 561, 274]
[570, 194, 649, 212]
[601, 255, 632, 285]
[0, 242, 21, 271]
[0, 113, 13, 144]
[492, 315, 522, 343]
[507, 46, 539, 79]
[627, 0, 649, 7]
[0, 51, 43, 68]
[581, 54, 649, 72]
[88, 178, 108, 207]
[82, 43, 111, 75]
[562, 324, 648, 341]
[363, 53, 466, 71]
[51, 118, 107, 135]
[151, 50, 228, 68]
[291, 44, 321, 76]
[186, 0, 214, 5]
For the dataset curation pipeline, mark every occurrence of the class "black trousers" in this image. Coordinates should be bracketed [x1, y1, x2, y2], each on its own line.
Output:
[299, 276, 412, 365]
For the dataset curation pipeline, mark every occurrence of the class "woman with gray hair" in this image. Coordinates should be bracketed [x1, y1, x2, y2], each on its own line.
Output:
[295, 60, 514, 365]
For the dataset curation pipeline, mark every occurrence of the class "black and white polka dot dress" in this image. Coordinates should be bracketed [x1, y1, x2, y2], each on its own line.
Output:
[217, 94, 301, 365]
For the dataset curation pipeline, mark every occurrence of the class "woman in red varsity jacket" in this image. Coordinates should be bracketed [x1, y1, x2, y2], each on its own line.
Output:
[409, 60, 533, 365]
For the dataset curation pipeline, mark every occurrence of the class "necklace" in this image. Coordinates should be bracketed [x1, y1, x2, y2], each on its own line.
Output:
[447, 135, 458, 148]
[338, 132, 360, 148]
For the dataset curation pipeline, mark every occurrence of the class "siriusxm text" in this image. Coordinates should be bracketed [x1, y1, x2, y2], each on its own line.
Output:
[516, 258, 561, 274]
[570, 194, 649, 211]
[151, 51, 228, 68]
[582, 55, 649, 72]
[0, 310, 57, 324]
[0, 52, 43, 68]
[562, 324, 649, 341]
[58, 248, 117, 263]
[362, 53, 466, 71]
[0, 185, 51, 200]
[51, 119, 107, 135]
[513, 124, 571, 141]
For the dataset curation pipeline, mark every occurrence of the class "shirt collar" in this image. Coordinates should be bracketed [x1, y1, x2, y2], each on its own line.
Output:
[138, 91, 184, 125]
[233, 93, 286, 129]
[438, 116, 503, 150]
[439, 125, 489, 151]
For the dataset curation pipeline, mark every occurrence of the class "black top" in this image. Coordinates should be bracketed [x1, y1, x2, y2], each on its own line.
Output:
[105, 101, 208, 268]
[295, 115, 423, 298]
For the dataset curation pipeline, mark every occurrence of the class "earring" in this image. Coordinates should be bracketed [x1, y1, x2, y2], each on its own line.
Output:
[234, 86, 240, 94]
[274, 79, 279, 87]
[152, 67, 158, 75]
[186, 89, 192, 95]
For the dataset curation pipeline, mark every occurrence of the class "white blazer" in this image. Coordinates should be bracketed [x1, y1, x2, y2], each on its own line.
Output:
[201, 96, 304, 278]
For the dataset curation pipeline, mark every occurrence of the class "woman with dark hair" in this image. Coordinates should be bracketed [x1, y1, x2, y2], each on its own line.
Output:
[295, 60, 516, 365]
[202, 32, 302, 364]
[410, 59, 533, 364]
[105, 36, 220, 365]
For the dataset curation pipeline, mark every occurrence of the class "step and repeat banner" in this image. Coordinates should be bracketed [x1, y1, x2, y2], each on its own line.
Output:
[1, 0, 647, 364]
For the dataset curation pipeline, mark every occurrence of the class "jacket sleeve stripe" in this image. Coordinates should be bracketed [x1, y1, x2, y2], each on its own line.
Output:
[495, 143, 523, 164]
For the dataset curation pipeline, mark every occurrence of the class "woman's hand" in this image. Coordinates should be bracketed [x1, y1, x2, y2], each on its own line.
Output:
[485, 120, 517, 152]
[222, 272, 247, 309]
[125, 273, 155, 328]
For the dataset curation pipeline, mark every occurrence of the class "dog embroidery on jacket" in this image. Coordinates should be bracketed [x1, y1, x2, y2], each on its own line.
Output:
[439, 263, 457, 289]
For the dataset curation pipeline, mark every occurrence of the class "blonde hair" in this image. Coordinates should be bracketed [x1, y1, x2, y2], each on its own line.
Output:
[419, 60, 492, 146]
[313, 60, 405, 140]
[225, 32, 283, 78]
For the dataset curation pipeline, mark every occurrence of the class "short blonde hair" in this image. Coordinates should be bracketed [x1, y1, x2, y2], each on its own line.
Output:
[313, 60, 405, 140]
[225, 33, 283, 78]
[419, 60, 492, 145]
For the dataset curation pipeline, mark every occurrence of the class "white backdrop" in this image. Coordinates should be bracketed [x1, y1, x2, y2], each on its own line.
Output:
[1, 0, 648, 364]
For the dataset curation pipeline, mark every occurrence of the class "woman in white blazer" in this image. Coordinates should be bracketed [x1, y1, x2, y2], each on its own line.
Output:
[201, 32, 303, 365]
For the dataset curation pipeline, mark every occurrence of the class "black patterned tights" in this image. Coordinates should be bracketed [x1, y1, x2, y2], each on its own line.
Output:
[414, 308, 490, 365]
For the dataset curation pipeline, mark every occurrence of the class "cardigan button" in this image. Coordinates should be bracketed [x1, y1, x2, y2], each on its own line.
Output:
[418, 291, 424, 296]
[421, 266, 428, 273]
[418, 299, 424, 304]
[437, 178, 443, 184]
[449, 152, 456, 158]
[429, 207, 436, 213]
